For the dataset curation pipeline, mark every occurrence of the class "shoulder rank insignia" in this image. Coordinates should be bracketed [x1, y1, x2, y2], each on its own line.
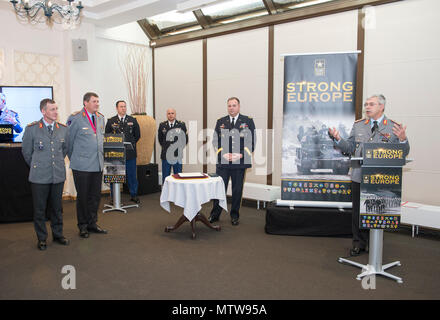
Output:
[354, 118, 365, 123]
[97, 112, 104, 117]
[58, 122, 67, 127]
[388, 119, 400, 126]
[27, 121, 38, 127]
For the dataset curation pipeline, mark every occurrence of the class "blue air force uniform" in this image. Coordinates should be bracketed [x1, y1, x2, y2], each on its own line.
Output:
[209, 114, 256, 224]
[21, 119, 68, 242]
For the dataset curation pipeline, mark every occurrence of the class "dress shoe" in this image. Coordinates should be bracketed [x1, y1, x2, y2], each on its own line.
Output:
[208, 215, 219, 223]
[350, 247, 367, 256]
[53, 237, 70, 246]
[130, 196, 140, 204]
[87, 225, 108, 234]
[231, 218, 239, 226]
[79, 228, 89, 238]
[37, 240, 47, 251]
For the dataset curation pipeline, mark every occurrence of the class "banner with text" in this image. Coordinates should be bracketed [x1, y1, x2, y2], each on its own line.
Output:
[281, 52, 358, 201]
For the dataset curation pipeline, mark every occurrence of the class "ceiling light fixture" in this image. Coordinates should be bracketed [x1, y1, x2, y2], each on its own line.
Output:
[10, 0, 84, 27]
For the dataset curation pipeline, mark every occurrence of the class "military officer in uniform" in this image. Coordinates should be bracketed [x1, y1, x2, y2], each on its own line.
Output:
[0, 93, 23, 134]
[67, 92, 108, 238]
[158, 108, 188, 184]
[329, 94, 410, 256]
[105, 100, 141, 203]
[22, 98, 69, 250]
[209, 97, 256, 226]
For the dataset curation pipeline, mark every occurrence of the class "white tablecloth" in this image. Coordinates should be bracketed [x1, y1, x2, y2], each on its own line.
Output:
[160, 175, 227, 221]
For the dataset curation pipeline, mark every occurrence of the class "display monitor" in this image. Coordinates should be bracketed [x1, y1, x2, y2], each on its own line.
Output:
[0, 86, 53, 142]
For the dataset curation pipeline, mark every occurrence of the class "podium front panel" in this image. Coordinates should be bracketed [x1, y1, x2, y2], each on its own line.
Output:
[360, 166, 402, 230]
[103, 134, 126, 184]
[363, 142, 405, 166]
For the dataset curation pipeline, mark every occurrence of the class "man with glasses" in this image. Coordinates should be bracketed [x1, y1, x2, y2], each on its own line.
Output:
[328, 94, 410, 256]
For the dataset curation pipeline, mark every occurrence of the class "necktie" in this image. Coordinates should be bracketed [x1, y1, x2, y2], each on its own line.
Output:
[48, 125, 53, 135]
[371, 120, 378, 133]
[92, 115, 96, 126]
[231, 117, 235, 128]
[170, 122, 174, 128]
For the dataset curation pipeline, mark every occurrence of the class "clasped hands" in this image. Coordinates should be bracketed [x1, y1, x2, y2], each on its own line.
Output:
[223, 153, 243, 162]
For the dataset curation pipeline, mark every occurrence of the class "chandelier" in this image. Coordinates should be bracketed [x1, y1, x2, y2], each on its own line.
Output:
[10, 0, 84, 27]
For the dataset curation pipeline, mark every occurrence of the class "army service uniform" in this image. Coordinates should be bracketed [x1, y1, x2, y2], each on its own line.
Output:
[105, 115, 141, 198]
[22, 119, 68, 241]
[67, 108, 105, 232]
[210, 114, 256, 222]
[157, 120, 188, 184]
[335, 115, 410, 249]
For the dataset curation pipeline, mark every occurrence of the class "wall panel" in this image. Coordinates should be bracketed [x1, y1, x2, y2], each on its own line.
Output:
[273, 10, 358, 186]
[207, 28, 269, 183]
[155, 41, 204, 174]
[364, 0, 440, 205]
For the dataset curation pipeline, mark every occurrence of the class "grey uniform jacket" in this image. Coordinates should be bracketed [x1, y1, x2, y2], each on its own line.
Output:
[21, 119, 68, 184]
[335, 115, 410, 183]
[67, 108, 105, 172]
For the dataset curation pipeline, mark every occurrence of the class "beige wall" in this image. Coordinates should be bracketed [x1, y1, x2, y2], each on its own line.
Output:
[363, 0, 440, 205]
[0, 7, 152, 196]
[155, 40, 204, 174]
[207, 28, 268, 183]
[153, 0, 440, 206]
[273, 10, 358, 186]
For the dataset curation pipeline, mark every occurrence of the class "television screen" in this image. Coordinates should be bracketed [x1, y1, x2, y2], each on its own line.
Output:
[0, 86, 53, 142]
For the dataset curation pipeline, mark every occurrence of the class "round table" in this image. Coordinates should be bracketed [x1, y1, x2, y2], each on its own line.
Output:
[160, 175, 227, 238]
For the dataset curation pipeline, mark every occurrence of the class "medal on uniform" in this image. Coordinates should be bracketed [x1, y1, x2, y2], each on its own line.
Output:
[84, 109, 97, 135]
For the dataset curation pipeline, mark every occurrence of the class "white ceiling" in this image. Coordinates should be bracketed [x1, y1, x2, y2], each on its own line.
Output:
[1, 0, 228, 28]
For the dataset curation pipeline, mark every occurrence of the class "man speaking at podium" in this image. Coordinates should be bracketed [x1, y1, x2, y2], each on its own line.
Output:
[0, 93, 23, 135]
[105, 100, 141, 204]
[328, 94, 410, 256]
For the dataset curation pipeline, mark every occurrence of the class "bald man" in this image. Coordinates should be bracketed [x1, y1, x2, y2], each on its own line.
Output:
[158, 108, 188, 184]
